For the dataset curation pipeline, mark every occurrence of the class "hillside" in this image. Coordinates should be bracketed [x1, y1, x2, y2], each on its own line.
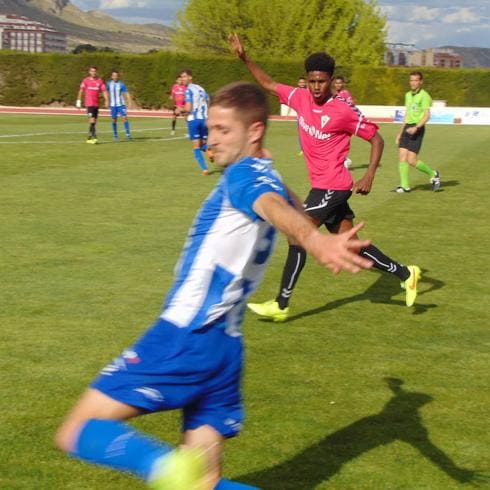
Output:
[441, 46, 490, 68]
[0, 0, 173, 52]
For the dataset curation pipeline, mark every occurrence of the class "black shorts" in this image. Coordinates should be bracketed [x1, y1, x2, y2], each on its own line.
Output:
[399, 123, 425, 153]
[303, 189, 355, 231]
[86, 106, 99, 119]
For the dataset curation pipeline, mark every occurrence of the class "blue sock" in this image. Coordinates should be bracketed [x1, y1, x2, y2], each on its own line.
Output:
[193, 148, 208, 171]
[124, 120, 131, 137]
[215, 479, 261, 489]
[112, 122, 118, 138]
[72, 418, 172, 480]
[201, 143, 208, 151]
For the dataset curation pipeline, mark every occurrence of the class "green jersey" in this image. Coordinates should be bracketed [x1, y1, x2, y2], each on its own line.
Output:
[404, 88, 432, 124]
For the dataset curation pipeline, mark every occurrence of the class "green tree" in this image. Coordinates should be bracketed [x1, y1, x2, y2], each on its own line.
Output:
[173, 0, 386, 65]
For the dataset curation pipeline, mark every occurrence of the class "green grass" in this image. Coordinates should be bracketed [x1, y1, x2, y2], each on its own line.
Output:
[0, 115, 489, 489]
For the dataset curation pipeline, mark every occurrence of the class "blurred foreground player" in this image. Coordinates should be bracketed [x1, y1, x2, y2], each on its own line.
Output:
[55, 81, 373, 490]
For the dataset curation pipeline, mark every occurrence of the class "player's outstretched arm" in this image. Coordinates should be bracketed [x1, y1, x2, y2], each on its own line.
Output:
[354, 132, 384, 195]
[253, 192, 373, 274]
[228, 33, 278, 95]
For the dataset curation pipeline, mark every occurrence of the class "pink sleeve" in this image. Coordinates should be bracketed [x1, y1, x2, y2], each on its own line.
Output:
[340, 106, 378, 141]
[276, 83, 299, 107]
[79, 79, 85, 90]
[100, 81, 107, 92]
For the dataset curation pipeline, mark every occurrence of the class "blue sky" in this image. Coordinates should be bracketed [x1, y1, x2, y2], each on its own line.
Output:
[70, 0, 490, 49]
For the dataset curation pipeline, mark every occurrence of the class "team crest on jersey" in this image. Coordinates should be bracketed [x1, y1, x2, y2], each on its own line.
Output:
[321, 115, 330, 128]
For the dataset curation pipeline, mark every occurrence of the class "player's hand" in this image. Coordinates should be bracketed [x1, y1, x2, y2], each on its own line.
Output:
[229, 33, 246, 60]
[75, 99, 81, 109]
[306, 222, 373, 275]
[395, 133, 401, 145]
[406, 126, 418, 135]
[353, 173, 374, 195]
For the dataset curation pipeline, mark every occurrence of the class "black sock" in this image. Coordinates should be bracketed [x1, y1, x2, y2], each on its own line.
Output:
[89, 123, 96, 138]
[361, 244, 409, 281]
[172, 119, 176, 131]
[276, 245, 307, 309]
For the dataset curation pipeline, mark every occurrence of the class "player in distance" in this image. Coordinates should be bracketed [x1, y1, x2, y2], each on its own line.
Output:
[107, 70, 132, 141]
[395, 71, 440, 193]
[76, 66, 108, 144]
[170, 75, 186, 136]
[180, 69, 214, 175]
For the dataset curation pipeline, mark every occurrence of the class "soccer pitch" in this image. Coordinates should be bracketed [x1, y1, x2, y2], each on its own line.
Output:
[1, 114, 489, 489]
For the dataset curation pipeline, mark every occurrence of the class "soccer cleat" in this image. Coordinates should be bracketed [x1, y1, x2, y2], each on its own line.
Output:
[113, 135, 119, 141]
[402, 265, 421, 307]
[202, 169, 210, 176]
[430, 170, 441, 191]
[149, 448, 206, 490]
[392, 186, 411, 193]
[170, 130, 176, 136]
[247, 299, 289, 322]
[86, 138, 97, 144]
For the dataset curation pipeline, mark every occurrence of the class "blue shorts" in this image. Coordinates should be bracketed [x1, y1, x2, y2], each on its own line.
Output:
[111, 105, 128, 119]
[187, 119, 208, 141]
[91, 318, 244, 438]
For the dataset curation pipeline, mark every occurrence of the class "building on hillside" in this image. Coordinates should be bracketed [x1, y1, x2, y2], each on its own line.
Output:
[0, 14, 66, 53]
[409, 48, 463, 68]
[384, 43, 416, 66]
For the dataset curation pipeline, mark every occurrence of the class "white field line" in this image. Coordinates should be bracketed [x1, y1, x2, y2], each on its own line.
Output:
[0, 127, 175, 139]
[0, 136, 188, 144]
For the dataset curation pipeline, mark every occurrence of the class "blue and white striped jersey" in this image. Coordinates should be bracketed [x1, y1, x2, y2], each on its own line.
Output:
[107, 80, 128, 107]
[185, 83, 209, 121]
[161, 156, 288, 335]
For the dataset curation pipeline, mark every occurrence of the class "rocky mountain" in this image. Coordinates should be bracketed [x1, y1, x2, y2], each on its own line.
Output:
[0, 0, 173, 52]
[441, 46, 490, 68]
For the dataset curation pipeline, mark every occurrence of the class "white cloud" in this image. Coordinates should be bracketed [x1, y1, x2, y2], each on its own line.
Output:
[411, 6, 440, 22]
[442, 8, 479, 24]
[100, 0, 148, 8]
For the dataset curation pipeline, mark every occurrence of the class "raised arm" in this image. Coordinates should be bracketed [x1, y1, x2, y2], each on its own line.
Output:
[253, 192, 372, 274]
[229, 33, 278, 95]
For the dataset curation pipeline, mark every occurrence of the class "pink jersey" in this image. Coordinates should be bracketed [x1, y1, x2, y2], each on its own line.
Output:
[171, 83, 186, 107]
[276, 83, 378, 190]
[336, 89, 355, 105]
[80, 77, 106, 107]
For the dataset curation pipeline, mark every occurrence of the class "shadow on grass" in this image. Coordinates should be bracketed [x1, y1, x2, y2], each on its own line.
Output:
[410, 179, 460, 193]
[263, 269, 444, 324]
[239, 378, 484, 489]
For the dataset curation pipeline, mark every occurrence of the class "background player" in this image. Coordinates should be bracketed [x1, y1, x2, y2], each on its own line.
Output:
[170, 75, 186, 135]
[76, 66, 108, 144]
[297, 77, 307, 89]
[55, 81, 373, 490]
[107, 70, 132, 141]
[180, 69, 213, 175]
[229, 33, 421, 321]
[332, 75, 355, 105]
[395, 71, 440, 193]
